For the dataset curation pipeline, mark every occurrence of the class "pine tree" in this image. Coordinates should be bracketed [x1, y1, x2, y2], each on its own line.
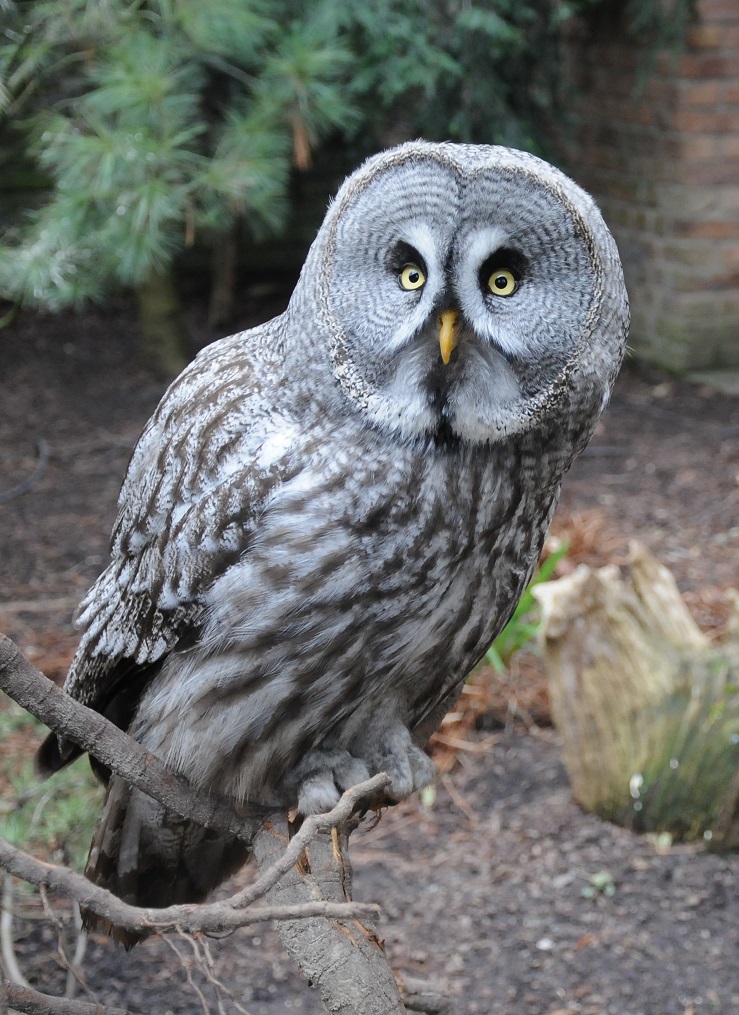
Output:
[0, 0, 692, 371]
[0, 0, 355, 373]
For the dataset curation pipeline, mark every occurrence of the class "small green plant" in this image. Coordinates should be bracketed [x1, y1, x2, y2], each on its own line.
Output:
[582, 869, 616, 898]
[485, 542, 568, 671]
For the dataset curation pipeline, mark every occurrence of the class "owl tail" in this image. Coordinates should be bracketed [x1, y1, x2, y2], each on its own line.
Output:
[84, 775, 249, 948]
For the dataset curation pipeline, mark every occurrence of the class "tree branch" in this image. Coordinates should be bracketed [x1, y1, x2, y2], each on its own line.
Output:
[254, 817, 408, 1014]
[0, 633, 412, 1013]
[0, 634, 264, 842]
[0, 836, 379, 936]
[226, 773, 391, 911]
[4, 980, 130, 1015]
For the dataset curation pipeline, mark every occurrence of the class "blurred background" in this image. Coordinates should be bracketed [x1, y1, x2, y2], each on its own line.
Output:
[4, 0, 735, 380]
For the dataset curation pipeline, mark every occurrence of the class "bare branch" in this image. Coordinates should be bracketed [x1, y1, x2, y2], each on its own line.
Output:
[1, 875, 30, 988]
[4, 980, 131, 1015]
[0, 633, 406, 1012]
[0, 837, 379, 936]
[0, 635, 265, 842]
[254, 817, 408, 1015]
[226, 773, 391, 911]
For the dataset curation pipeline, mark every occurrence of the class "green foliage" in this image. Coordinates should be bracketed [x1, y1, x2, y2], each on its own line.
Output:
[619, 0, 695, 50]
[0, 700, 102, 871]
[0, 0, 344, 310]
[485, 543, 568, 671]
[0, 0, 694, 318]
[616, 658, 739, 845]
[337, 0, 568, 150]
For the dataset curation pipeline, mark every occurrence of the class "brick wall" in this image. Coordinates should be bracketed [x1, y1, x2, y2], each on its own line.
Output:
[563, 0, 739, 371]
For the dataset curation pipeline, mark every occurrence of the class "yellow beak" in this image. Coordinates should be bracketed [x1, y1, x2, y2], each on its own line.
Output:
[439, 309, 460, 365]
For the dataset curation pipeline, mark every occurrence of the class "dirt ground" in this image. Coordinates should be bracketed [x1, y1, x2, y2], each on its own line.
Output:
[1, 296, 738, 1015]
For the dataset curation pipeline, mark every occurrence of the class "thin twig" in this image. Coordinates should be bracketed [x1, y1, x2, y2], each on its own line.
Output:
[162, 935, 213, 1015]
[0, 876, 29, 989]
[37, 890, 90, 1002]
[64, 903, 87, 1000]
[174, 930, 252, 1015]
[440, 773, 479, 825]
[197, 936, 252, 1015]
[226, 773, 391, 912]
[0, 836, 380, 937]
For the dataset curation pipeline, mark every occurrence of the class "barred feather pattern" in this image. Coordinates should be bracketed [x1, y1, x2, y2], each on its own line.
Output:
[37, 142, 628, 931]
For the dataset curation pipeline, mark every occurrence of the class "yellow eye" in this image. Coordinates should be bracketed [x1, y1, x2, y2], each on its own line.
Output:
[487, 269, 518, 297]
[399, 263, 426, 291]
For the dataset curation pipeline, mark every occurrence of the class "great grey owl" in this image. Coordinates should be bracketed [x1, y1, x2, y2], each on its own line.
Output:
[37, 141, 628, 935]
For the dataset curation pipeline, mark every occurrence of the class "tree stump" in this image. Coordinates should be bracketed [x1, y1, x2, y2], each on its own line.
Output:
[533, 543, 739, 850]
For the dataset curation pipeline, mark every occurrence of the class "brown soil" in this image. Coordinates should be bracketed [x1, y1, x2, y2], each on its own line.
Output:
[1, 298, 738, 1015]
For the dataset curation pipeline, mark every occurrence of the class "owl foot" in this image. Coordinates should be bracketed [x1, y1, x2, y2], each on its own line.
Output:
[355, 722, 436, 803]
[288, 748, 371, 815]
[286, 726, 435, 815]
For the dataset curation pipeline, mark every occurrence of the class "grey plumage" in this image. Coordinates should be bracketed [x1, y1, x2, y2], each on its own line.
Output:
[37, 141, 628, 939]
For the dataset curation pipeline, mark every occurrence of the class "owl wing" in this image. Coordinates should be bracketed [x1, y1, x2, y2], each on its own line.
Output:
[58, 324, 295, 725]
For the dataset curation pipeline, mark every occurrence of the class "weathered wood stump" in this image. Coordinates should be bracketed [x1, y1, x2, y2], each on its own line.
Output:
[533, 543, 739, 850]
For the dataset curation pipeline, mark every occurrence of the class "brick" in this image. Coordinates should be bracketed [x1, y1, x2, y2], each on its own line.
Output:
[640, 79, 678, 106]
[674, 220, 739, 240]
[722, 188, 739, 214]
[674, 291, 739, 316]
[723, 135, 739, 158]
[697, 0, 739, 24]
[657, 185, 719, 219]
[679, 161, 739, 185]
[720, 26, 739, 48]
[673, 109, 738, 132]
[669, 265, 739, 293]
[656, 271, 702, 295]
[687, 24, 723, 48]
[677, 80, 723, 106]
[556, 0, 739, 372]
[722, 246, 739, 271]
[678, 134, 724, 160]
[658, 243, 718, 271]
[715, 270, 739, 289]
[678, 53, 737, 78]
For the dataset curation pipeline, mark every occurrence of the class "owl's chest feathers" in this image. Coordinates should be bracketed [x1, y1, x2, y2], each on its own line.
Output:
[199, 429, 559, 715]
[140, 417, 567, 796]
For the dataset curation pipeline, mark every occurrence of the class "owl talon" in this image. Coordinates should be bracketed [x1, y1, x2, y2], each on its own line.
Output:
[352, 723, 436, 803]
[288, 748, 371, 815]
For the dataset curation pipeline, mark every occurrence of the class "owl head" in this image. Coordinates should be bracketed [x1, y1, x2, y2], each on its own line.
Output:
[289, 142, 629, 444]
